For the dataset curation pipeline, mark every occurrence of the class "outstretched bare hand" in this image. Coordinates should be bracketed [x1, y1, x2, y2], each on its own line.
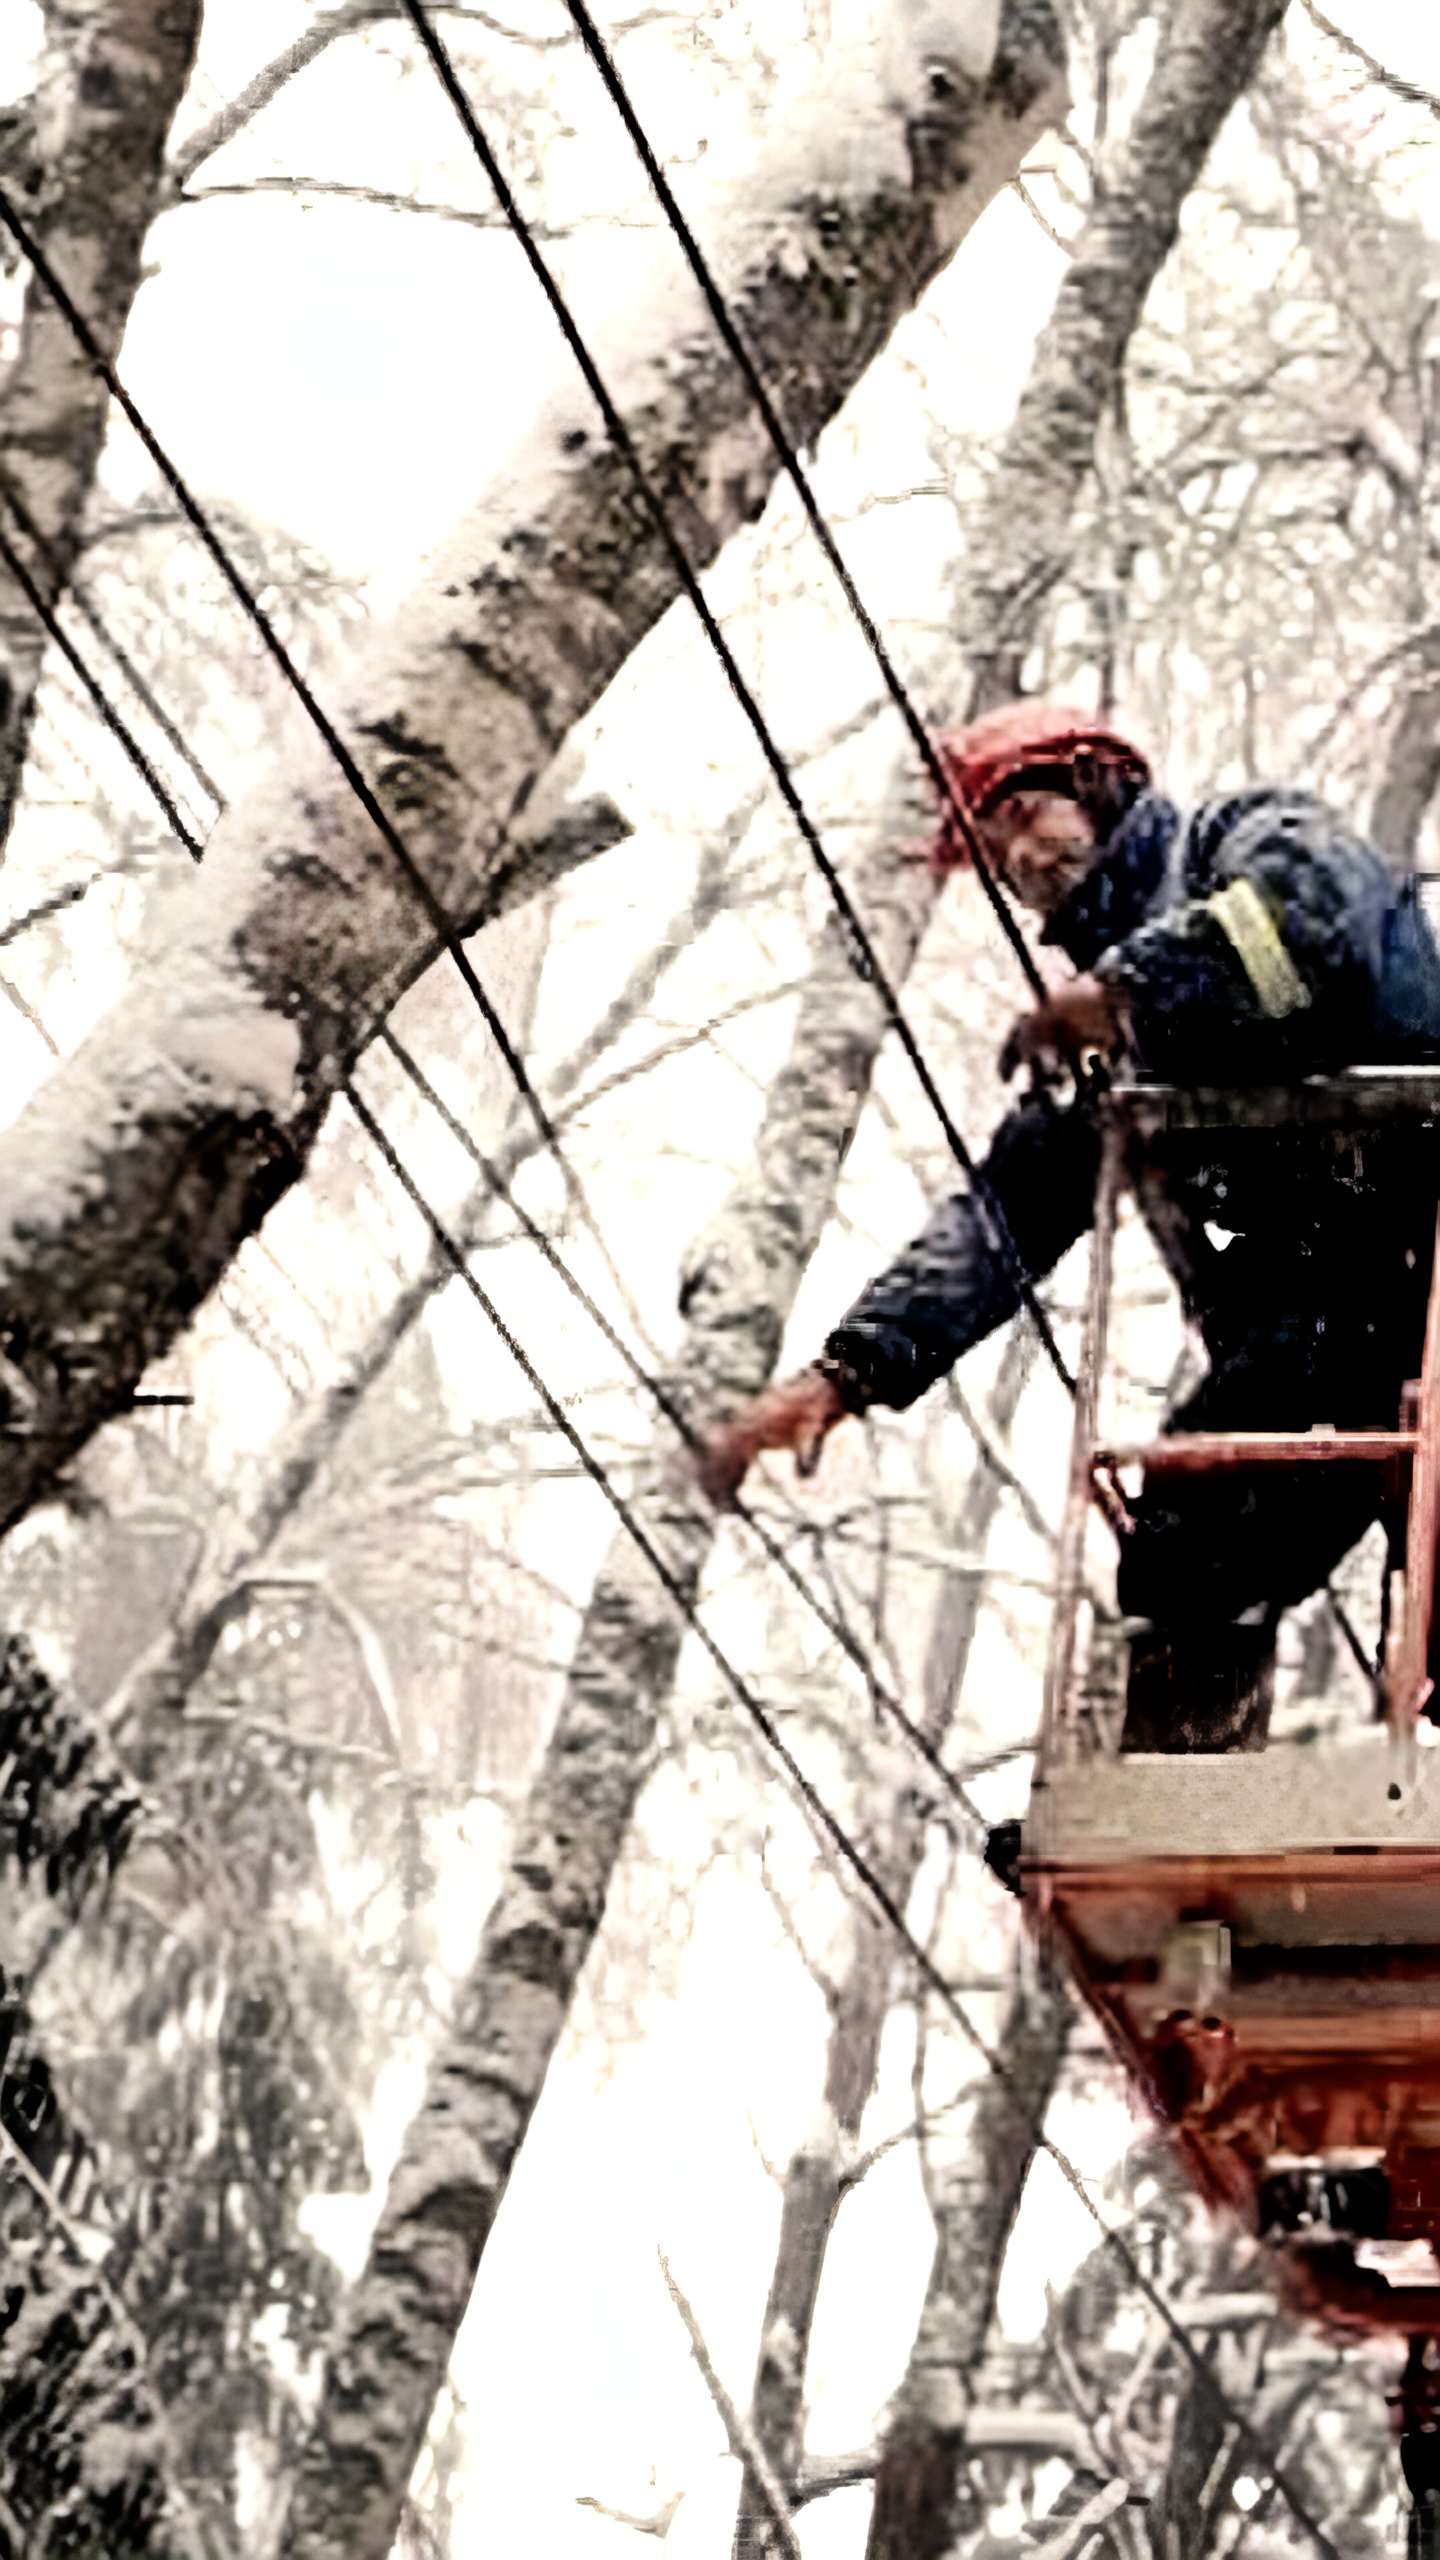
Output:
[696, 1367, 849, 1508]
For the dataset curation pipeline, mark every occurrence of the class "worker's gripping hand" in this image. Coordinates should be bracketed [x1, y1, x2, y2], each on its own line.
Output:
[696, 1367, 849, 1508]
[999, 973, 1128, 1081]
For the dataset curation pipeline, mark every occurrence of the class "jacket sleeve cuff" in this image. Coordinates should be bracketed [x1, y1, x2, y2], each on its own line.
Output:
[813, 1349, 874, 1415]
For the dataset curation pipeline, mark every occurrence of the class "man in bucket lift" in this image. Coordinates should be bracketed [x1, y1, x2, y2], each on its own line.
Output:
[702, 701, 1440, 1751]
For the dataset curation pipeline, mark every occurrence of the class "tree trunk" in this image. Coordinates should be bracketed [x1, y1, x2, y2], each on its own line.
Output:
[1369, 641, 1440, 864]
[864, 1959, 1072, 2560]
[279, 765, 949, 2560]
[961, 0, 1289, 712]
[731, 1331, 1033, 2560]
[860, 0, 1293, 2547]
[0, 0, 203, 857]
[96, 787, 759, 1757]
[0, 0, 1066, 1540]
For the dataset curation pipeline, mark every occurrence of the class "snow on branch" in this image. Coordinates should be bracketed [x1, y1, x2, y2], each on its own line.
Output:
[0, 0, 1065, 1543]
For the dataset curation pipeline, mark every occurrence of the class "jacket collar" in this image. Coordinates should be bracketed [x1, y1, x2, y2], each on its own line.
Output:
[1041, 788, 1180, 971]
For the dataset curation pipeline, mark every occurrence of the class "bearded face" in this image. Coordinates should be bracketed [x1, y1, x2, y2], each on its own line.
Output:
[976, 789, 1099, 917]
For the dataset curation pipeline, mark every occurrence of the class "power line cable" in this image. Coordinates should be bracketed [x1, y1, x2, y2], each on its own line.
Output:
[0, 181, 660, 1378]
[379, 1023, 985, 1825]
[0, 110, 1347, 2559]
[0, 169, 1073, 1400]
[0, 510, 205, 863]
[0, 184, 1076, 1402]
[0, 545, 1055, 2304]
[3, 407, 1335, 2555]
[387, 0, 1074, 1393]
[343, 1068, 1343, 2560]
[0, 873, 104, 951]
[0, 167, 1186, 2290]
[68, 579, 227, 816]
[554, 0, 1049, 1000]
[1, 504, 990, 1835]
[0, 462, 227, 814]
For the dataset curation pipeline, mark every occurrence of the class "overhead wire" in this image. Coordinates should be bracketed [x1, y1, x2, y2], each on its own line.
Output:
[388, 0, 1076, 1393]
[0, 152, 1344, 2560]
[67, 577, 227, 818]
[0, 496, 1344, 2560]
[0, 436, 981, 1826]
[0, 561, 1329, 2541]
[0, 506, 997, 1840]
[0, 166, 1068, 1399]
[552, 0, 1051, 1000]
[0, 509, 205, 863]
[0, 463, 227, 815]
[0, 178, 640, 1352]
[378, 1023, 986, 1826]
[0, 184, 1075, 1385]
[0, 38, 1387, 2557]
[345, 1068, 1343, 2560]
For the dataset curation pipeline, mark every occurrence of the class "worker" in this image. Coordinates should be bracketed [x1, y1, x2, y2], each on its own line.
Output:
[700, 701, 1440, 1749]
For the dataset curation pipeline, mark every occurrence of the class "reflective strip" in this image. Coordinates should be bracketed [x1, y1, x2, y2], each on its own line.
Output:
[1203, 876, 1311, 1020]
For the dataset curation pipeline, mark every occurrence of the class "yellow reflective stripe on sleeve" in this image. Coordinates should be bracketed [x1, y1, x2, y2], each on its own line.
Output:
[1203, 875, 1312, 1020]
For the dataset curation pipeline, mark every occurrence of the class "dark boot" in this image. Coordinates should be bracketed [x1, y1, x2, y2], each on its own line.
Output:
[1119, 1618, 1275, 1753]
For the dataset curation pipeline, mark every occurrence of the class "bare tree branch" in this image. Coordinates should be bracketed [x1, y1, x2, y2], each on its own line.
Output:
[576, 2487, 684, 2537]
[97, 801, 787, 1757]
[660, 2254, 803, 2560]
[860, 7, 1296, 2541]
[165, 0, 580, 200]
[1032, 2477, 1132, 2560]
[179, 175, 576, 238]
[865, 1954, 1073, 2560]
[0, 870, 101, 949]
[166, 1, 395, 192]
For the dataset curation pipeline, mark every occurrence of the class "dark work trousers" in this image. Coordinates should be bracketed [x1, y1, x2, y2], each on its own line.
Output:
[1114, 1264, 1423, 1750]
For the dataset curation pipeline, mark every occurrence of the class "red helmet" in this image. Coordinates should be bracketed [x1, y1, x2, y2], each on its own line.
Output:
[929, 700, 1152, 872]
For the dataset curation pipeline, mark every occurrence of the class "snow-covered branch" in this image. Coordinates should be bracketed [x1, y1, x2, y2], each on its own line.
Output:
[0, 0, 1065, 1540]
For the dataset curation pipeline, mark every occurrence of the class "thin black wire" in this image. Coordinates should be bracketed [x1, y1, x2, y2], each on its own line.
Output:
[69, 579, 227, 815]
[1327, 1580, 1381, 1696]
[0, 164, 1069, 1399]
[1, 473, 984, 1837]
[554, 0, 1049, 1003]
[0, 147, 1350, 2559]
[0, 460, 227, 813]
[0, 875, 98, 950]
[2, 227, 1078, 1439]
[379, 1024, 985, 1825]
[344, 1070, 1342, 2560]
[0, 511, 205, 863]
[0, 179, 599, 1269]
[393, 0, 1075, 1396]
[5, 470, 1336, 2553]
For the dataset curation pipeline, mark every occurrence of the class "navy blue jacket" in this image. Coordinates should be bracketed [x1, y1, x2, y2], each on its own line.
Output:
[825, 788, 1440, 1412]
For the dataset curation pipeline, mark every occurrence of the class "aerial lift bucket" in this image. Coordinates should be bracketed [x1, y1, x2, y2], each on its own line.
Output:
[1016, 1072, 1440, 2504]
